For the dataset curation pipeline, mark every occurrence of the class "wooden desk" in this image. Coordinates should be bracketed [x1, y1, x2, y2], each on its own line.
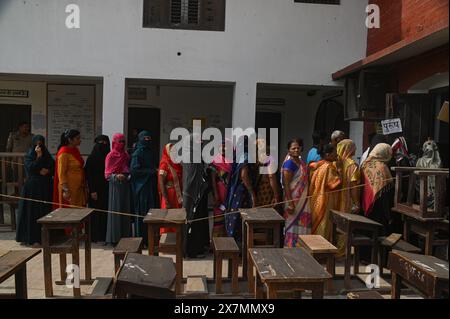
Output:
[241, 208, 285, 293]
[250, 248, 331, 299]
[391, 206, 448, 256]
[143, 208, 186, 294]
[298, 235, 338, 292]
[114, 253, 176, 299]
[330, 210, 382, 290]
[0, 249, 41, 299]
[37, 208, 93, 298]
[389, 250, 449, 299]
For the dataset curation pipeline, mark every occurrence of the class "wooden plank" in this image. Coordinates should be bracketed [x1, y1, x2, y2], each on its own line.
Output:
[37, 208, 93, 224]
[0, 249, 41, 283]
[330, 210, 383, 227]
[89, 277, 113, 297]
[160, 233, 176, 247]
[144, 208, 186, 224]
[249, 248, 331, 283]
[347, 291, 384, 299]
[298, 235, 338, 254]
[240, 208, 284, 223]
[213, 237, 239, 253]
[185, 276, 208, 295]
[380, 233, 402, 247]
[113, 238, 143, 254]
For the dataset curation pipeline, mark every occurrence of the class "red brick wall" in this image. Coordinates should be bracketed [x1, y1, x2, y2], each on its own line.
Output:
[396, 44, 449, 93]
[367, 0, 449, 55]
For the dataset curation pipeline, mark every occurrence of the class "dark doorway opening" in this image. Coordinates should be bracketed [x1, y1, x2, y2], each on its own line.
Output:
[127, 107, 161, 160]
[0, 104, 32, 152]
[314, 99, 349, 142]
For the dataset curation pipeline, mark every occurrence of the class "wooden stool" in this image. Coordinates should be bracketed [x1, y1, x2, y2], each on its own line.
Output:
[113, 237, 143, 273]
[213, 237, 239, 295]
[347, 291, 384, 299]
[298, 235, 338, 292]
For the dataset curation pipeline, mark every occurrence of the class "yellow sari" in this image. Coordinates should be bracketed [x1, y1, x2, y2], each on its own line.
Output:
[309, 160, 342, 241]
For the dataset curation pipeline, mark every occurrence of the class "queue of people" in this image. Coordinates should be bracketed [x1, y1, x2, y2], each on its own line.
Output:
[13, 127, 442, 263]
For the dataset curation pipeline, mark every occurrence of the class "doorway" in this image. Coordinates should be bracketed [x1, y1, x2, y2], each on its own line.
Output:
[0, 104, 31, 152]
[127, 106, 161, 159]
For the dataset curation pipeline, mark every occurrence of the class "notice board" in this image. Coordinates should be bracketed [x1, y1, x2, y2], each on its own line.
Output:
[47, 84, 95, 155]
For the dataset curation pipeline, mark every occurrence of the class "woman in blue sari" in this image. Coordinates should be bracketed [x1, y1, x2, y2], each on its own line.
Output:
[225, 137, 257, 245]
[130, 131, 158, 244]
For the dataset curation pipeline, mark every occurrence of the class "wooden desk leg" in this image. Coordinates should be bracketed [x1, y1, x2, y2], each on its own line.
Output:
[114, 255, 121, 274]
[15, 265, 27, 299]
[175, 225, 183, 295]
[266, 283, 277, 299]
[311, 283, 325, 299]
[344, 226, 352, 290]
[273, 224, 281, 248]
[71, 228, 81, 298]
[247, 224, 255, 294]
[231, 254, 239, 295]
[242, 220, 247, 279]
[391, 272, 401, 299]
[403, 218, 411, 243]
[255, 271, 264, 299]
[59, 254, 67, 282]
[371, 231, 378, 265]
[353, 247, 360, 275]
[42, 226, 53, 297]
[215, 253, 223, 294]
[424, 230, 433, 256]
[85, 219, 92, 281]
[147, 225, 155, 256]
[326, 255, 334, 293]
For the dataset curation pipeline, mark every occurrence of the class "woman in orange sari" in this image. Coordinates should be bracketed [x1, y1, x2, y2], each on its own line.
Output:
[53, 129, 86, 209]
[158, 143, 183, 234]
[309, 144, 342, 241]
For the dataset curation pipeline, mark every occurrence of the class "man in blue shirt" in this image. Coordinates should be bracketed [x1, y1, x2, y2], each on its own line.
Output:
[306, 131, 326, 164]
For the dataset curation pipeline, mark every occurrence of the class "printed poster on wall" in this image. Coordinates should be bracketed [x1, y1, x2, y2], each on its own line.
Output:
[47, 84, 95, 155]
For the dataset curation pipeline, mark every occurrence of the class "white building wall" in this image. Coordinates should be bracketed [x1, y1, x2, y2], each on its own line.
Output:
[0, 0, 368, 134]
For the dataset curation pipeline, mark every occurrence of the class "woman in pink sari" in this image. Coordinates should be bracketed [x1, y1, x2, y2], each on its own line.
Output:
[281, 138, 311, 247]
[210, 139, 233, 238]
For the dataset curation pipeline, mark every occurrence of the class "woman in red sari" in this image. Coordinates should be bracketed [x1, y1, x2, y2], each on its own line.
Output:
[158, 143, 183, 234]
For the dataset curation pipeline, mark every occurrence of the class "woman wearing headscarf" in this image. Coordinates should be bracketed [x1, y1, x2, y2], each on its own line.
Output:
[309, 144, 342, 241]
[360, 134, 387, 166]
[416, 139, 442, 207]
[105, 133, 131, 245]
[225, 136, 257, 246]
[281, 138, 311, 248]
[337, 139, 361, 214]
[16, 135, 55, 246]
[361, 143, 395, 231]
[130, 131, 158, 243]
[53, 129, 86, 209]
[182, 134, 210, 258]
[210, 139, 233, 238]
[85, 135, 110, 243]
[159, 143, 183, 234]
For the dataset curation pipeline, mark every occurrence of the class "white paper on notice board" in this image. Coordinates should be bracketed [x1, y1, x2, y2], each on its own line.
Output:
[381, 118, 402, 135]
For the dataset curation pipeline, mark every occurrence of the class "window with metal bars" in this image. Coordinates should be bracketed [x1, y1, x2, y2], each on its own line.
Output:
[294, 0, 340, 4]
[143, 0, 225, 31]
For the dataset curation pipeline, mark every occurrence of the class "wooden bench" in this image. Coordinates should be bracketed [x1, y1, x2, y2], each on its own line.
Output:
[241, 208, 285, 293]
[0, 249, 41, 299]
[378, 234, 421, 275]
[113, 237, 143, 273]
[347, 290, 384, 299]
[213, 237, 240, 295]
[389, 250, 449, 299]
[251, 248, 331, 299]
[330, 210, 382, 290]
[298, 235, 338, 292]
[113, 253, 176, 299]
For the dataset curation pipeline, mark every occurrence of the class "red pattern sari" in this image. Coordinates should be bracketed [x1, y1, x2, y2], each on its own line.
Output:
[158, 144, 183, 234]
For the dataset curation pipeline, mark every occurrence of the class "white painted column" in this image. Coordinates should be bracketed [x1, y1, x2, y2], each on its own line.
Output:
[102, 74, 125, 137]
[232, 80, 257, 129]
[349, 121, 364, 162]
